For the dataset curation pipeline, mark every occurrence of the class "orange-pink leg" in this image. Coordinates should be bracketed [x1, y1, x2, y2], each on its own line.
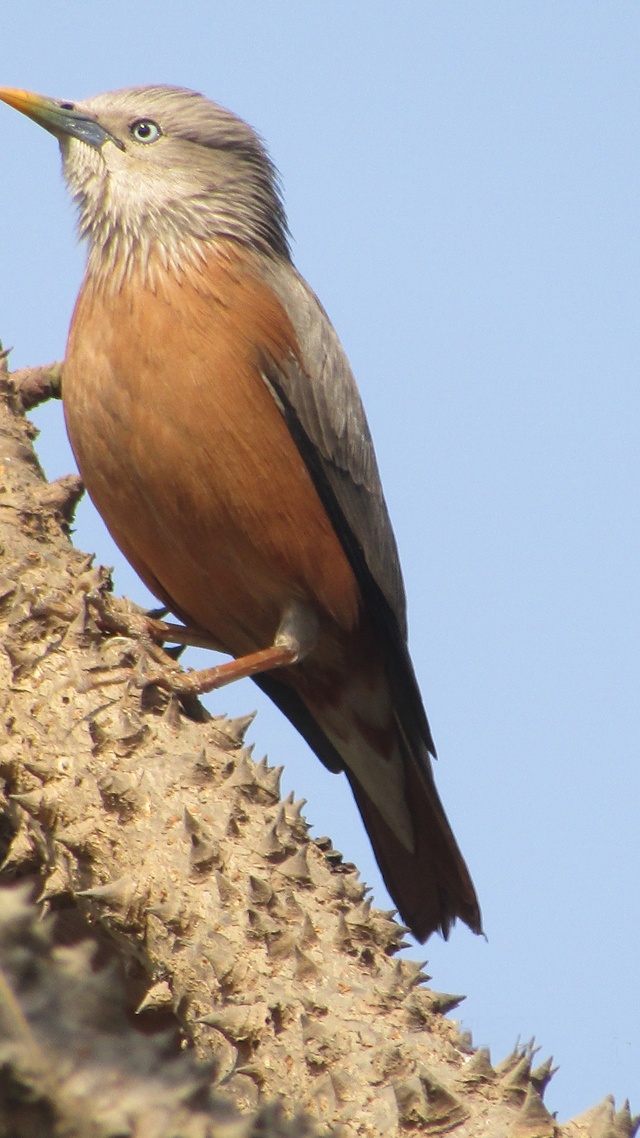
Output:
[146, 641, 301, 696]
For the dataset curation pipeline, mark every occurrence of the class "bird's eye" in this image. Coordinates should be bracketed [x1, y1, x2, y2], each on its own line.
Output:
[129, 119, 161, 144]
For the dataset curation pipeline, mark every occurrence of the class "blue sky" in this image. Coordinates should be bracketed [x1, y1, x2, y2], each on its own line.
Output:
[1, 2, 638, 1121]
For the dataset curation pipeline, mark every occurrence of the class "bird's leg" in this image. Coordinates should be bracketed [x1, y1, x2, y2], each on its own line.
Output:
[138, 601, 319, 697]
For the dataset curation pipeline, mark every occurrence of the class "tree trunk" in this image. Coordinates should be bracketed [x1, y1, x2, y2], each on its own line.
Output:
[0, 349, 636, 1138]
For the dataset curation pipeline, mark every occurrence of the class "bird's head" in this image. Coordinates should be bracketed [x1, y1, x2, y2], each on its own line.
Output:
[0, 85, 290, 281]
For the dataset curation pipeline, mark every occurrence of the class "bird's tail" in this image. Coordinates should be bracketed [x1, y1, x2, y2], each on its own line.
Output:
[255, 661, 481, 943]
[345, 724, 482, 942]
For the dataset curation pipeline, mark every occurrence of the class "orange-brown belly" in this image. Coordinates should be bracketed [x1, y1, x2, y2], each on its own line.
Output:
[63, 247, 361, 661]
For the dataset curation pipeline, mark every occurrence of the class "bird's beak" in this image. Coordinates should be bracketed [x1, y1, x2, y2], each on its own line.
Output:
[0, 87, 122, 150]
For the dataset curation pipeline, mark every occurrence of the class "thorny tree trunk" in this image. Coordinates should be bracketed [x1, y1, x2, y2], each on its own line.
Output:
[0, 347, 636, 1138]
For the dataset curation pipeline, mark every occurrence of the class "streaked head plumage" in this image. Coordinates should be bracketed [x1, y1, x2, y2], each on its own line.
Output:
[48, 85, 290, 282]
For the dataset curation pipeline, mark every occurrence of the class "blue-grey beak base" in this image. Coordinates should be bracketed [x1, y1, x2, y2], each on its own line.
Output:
[47, 106, 124, 151]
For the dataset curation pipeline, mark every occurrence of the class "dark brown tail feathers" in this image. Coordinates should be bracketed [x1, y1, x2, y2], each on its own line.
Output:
[346, 742, 482, 943]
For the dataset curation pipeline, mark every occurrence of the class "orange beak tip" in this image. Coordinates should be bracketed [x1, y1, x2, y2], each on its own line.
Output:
[0, 87, 45, 114]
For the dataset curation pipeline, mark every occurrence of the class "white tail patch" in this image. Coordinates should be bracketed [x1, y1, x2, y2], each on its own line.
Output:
[314, 671, 415, 853]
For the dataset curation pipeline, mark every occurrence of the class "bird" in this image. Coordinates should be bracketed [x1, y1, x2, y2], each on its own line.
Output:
[0, 84, 481, 942]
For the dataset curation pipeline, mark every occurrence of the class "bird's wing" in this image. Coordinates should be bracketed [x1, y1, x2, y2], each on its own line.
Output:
[264, 262, 407, 631]
[260, 260, 435, 755]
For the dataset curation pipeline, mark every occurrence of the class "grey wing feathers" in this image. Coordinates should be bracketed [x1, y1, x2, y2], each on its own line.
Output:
[264, 261, 408, 639]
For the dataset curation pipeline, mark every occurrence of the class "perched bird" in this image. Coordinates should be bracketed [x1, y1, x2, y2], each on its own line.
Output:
[0, 85, 481, 942]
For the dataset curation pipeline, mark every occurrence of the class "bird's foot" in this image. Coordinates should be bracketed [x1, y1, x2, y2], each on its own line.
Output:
[85, 596, 302, 696]
[35, 594, 315, 699]
[93, 596, 318, 696]
[93, 602, 224, 652]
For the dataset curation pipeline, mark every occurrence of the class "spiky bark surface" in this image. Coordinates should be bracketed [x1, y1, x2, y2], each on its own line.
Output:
[0, 350, 636, 1138]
